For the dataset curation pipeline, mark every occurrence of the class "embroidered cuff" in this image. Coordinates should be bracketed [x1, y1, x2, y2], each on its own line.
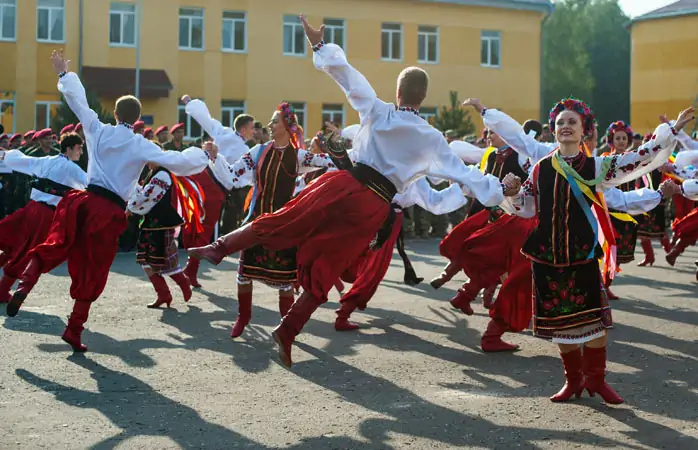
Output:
[681, 183, 686, 196]
[671, 126, 678, 136]
[481, 107, 488, 117]
[58, 72, 67, 79]
[312, 40, 326, 52]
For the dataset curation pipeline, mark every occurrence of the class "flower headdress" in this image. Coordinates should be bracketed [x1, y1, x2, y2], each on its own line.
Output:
[605, 121, 634, 148]
[277, 102, 304, 150]
[315, 131, 327, 152]
[548, 98, 596, 137]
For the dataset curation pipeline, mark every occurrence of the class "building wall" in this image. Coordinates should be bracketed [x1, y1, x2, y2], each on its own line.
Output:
[1, 0, 547, 137]
[631, 14, 698, 134]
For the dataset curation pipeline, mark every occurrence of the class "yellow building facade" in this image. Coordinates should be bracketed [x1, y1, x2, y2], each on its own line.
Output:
[0, 0, 551, 139]
[630, 3, 698, 135]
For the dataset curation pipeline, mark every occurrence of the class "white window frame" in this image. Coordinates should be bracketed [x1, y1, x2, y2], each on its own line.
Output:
[381, 23, 403, 62]
[221, 100, 246, 129]
[481, 30, 501, 68]
[289, 102, 306, 131]
[36, 0, 65, 43]
[420, 107, 437, 124]
[417, 25, 439, 64]
[323, 18, 345, 49]
[34, 101, 60, 130]
[0, 97, 15, 133]
[109, 2, 136, 47]
[178, 105, 203, 141]
[283, 15, 306, 57]
[179, 7, 205, 51]
[322, 104, 345, 128]
[222, 11, 247, 53]
[0, 0, 17, 42]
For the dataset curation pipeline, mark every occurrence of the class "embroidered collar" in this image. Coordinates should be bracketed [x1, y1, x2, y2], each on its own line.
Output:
[397, 106, 420, 116]
[118, 122, 134, 130]
[58, 153, 69, 160]
[496, 145, 510, 154]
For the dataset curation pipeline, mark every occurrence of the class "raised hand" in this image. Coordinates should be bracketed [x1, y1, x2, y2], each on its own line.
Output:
[462, 98, 484, 113]
[203, 141, 218, 161]
[50, 50, 70, 75]
[300, 15, 325, 46]
[674, 107, 696, 132]
[658, 162, 675, 174]
[180, 95, 192, 105]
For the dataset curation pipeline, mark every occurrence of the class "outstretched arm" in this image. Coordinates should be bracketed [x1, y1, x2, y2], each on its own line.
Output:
[1, 150, 46, 176]
[140, 139, 211, 177]
[182, 96, 248, 164]
[302, 15, 383, 123]
[394, 177, 468, 215]
[128, 171, 172, 215]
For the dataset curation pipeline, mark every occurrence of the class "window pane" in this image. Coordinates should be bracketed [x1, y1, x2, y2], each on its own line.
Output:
[222, 110, 231, 128]
[180, 8, 202, 17]
[111, 3, 134, 12]
[222, 20, 232, 48]
[109, 12, 121, 43]
[234, 20, 245, 50]
[293, 25, 304, 54]
[418, 34, 425, 61]
[428, 35, 437, 61]
[391, 32, 401, 59]
[3, 5, 15, 39]
[283, 24, 293, 53]
[190, 118, 202, 138]
[383, 23, 400, 31]
[178, 107, 186, 125]
[179, 17, 189, 47]
[481, 39, 488, 64]
[223, 11, 244, 20]
[123, 12, 135, 44]
[50, 9, 64, 41]
[37, 8, 49, 40]
[482, 30, 499, 38]
[191, 18, 203, 48]
[324, 18, 343, 27]
[491, 39, 500, 66]
[284, 15, 300, 25]
[35, 104, 48, 129]
[334, 28, 344, 48]
[419, 25, 437, 33]
[39, 0, 63, 6]
[381, 31, 389, 58]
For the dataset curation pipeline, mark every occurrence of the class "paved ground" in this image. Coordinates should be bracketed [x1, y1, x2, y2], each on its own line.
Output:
[1, 240, 697, 450]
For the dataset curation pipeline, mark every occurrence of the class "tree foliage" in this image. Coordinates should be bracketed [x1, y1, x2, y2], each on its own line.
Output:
[51, 90, 116, 132]
[432, 91, 476, 137]
[542, 0, 630, 133]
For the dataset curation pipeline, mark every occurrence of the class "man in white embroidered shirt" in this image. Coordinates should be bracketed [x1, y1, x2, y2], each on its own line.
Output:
[189, 15, 520, 368]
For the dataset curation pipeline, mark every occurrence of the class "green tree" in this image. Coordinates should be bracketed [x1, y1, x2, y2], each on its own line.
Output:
[51, 90, 115, 132]
[432, 91, 475, 137]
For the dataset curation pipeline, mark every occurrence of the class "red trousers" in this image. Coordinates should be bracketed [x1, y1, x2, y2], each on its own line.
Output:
[0, 201, 55, 278]
[253, 170, 389, 302]
[181, 170, 227, 248]
[339, 212, 403, 311]
[672, 206, 698, 245]
[27, 190, 128, 302]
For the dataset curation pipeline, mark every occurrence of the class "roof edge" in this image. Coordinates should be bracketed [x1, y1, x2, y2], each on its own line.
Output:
[417, 0, 554, 14]
[629, 8, 698, 26]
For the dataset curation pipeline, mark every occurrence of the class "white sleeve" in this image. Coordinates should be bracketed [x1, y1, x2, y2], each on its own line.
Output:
[313, 43, 390, 123]
[673, 165, 698, 180]
[139, 139, 210, 176]
[675, 150, 698, 168]
[185, 99, 249, 164]
[426, 134, 504, 207]
[681, 180, 698, 201]
[598, 123, 677, 188]
[57, 73, 106, 141]
[395, 178, 467, 214]
[127, 171, 172, 215]
[499, 176, 536, 219]
[2, 150, 46, 176]
[676, 130, 698, 151]
[603, 187, 662, 215]
[209, 146, 261, 190]
[66, 162, 88, 189]
[449, 141, 486, 165]
[482, 109, 556, 163]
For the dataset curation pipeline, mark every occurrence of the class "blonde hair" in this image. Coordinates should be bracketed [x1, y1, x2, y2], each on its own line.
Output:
[397, 67, 429, 106]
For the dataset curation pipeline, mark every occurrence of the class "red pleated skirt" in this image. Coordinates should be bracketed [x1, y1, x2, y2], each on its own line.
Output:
[252, 170, 389, 301]
[672, 206, 698, 245]
[0, 200, 56, 278]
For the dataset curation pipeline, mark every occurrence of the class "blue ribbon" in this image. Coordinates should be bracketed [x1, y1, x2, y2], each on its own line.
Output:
[556, 163, 598, 260]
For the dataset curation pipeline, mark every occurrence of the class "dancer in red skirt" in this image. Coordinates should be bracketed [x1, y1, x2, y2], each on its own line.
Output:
[0, 133, 87, 303]
[335, 176, 469, 331]
[5, 50, 214, 353]
[502, 98, 692, 404]
[179, 96, 256, 288]
[188, 16, 520, 367]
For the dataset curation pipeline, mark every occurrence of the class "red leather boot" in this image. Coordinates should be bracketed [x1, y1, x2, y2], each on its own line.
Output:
[637, 239, 655, 267]
[450, 281, 479, 315]
[660, 235, 671, 254]
[482, 284, 497, 309]
[430, 261, 460, 290]
[0, 274, 16, 304]
[230, 289, 253, 338]
[550, 347, 584, 402]
[183, 258, 202, 288]
[188, 223, 259, 265]
[480, 318, 520, 352]
[61, 301, 91, 352]
[272, 290, 322, 368]
[6, 256, 42, 317]
[582, 346, 624, 404]
[334, 299, 360, 331]
[147, 274, 173, 308]
[279, 290, 294, 317]
[666, 238, 690, 266]
[169, 271, 192, 302]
